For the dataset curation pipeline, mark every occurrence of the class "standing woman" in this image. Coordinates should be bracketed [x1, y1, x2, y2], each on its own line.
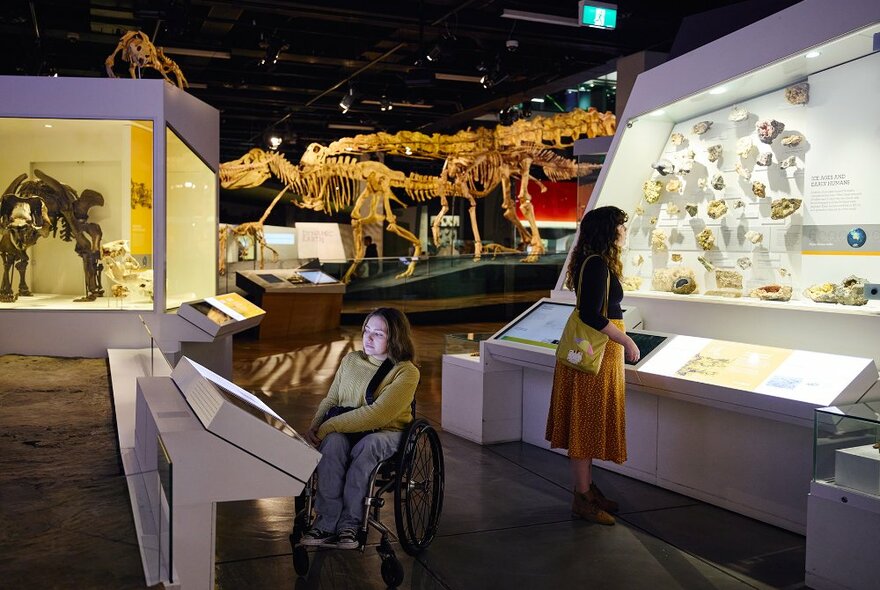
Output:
[546, 206, 640, 525]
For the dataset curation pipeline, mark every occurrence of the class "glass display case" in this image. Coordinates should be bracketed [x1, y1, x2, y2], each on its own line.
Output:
[581, 20, 880, 315]
[0, 117, 154, 309]
[814, 402, 880, 497]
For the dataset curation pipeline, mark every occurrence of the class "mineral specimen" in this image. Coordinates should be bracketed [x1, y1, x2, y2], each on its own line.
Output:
[736, 137, 754, 159]
[651, 267, 695, 292]
[696, 228, 716, 250]
[698, 178, 708, 190]
[715, 269, 743, 290]
[778, 268, 791, 278]
[728, 106, 749, 122]
[756, 152, 773, 166]
[671, 253, 683, 262]
[836, 275, 869, 306]
[750, 284, 792, 301]
[651, 160, 675, 176]
[707, 144, 723, 162]
[751, 181, 766, 198]
[651, 228, 668, 251]
[632, 254, 645, 267]
[781, 134, 804, 147]
[643, 180, 663, 203]
[621, 276, 643, 292]
[666, 202, 681, 215]
[676, 150, 696, 175]
[756, 119, 785, 144]
[707, 199, 728, 219]
[685, 203, 698, 217]
[670, 132, 685, 146]
[650, 216, 658, 225]
[737, 257, 752, 270]
[779, 155, 798, 170]
[805, 282, 837, 303]
[666, 178, 682, 193]
[735, 162, 751, 180]
[770, 197, 802, 220]
[734, 200, 745, 209]
[784, 82, 809, 105]
[711, 174, 725, 190]
[697, 256, 715, 272]
[745, 230, 764, 244]
[704, 289, 743, 298]
[692, 120, 713, 135]
[672, 277, 698, 295]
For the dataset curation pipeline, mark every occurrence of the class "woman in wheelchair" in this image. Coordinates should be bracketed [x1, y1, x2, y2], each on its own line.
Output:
[302, 307, 419, 550]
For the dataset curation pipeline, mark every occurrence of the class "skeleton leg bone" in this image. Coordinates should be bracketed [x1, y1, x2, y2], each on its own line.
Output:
[432, 195, 449, 248]
[341, 184, 383, 284]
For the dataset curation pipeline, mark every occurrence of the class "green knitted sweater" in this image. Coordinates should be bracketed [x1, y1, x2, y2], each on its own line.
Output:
[311, 351, 419, 439]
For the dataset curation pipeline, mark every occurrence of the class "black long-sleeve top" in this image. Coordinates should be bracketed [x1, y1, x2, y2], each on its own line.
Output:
[575, 255, 623, 330]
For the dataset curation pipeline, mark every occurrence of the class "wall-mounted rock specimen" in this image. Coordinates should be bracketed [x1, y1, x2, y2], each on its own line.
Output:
[666, 178, 682, 193]
[711, 174, 725, 190]
[707, 144, 723, 162]
[734, 200, 745, 209]
[779, 155, 798, 170]
[737, 257, 752, 270]
[634, 204, 644, 216]
[697, 228, 716, 250]
[685, 202, 698, 217]
[651, 159, 675, 176]
[716, 269, 743, 290]
[781, 134, 803, 147]
[745, 230, 764, 244]
[651, 228, 668, 251]
[707, 199, 728, 219]
[698, 177, 708, 190]
[621, 276, 644, 291]
[778, 268, 791, 278]
[692, 120, 713, 135]
[784, 82, 809, 105]
[671, 253, 682, 262]
[643, 180, 663, 203]
[652, 267, 695, 291]
[736, 137, 754, 159]
[666, 203, 681, 215]
[728, 106, 749, 122]
[756, 119, 785, 144]
[650, 216, 658, 225]
[805, 282, 837, 303]
[770, 197, 802, 220]
[670, 132, 685, 146]
[735, 162, 751, 180]
[632, 253, 644, 267]
[756, 152, 773, 166]
[751, 181, 766, 198]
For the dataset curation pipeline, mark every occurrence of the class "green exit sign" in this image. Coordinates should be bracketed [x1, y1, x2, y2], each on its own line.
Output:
[578, 1, 618, 30]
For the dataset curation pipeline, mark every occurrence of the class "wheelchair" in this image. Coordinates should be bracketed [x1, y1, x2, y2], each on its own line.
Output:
[290, 418, 445, 588]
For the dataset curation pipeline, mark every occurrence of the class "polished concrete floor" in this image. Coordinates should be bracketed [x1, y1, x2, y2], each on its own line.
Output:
[0, 323, 809, 589]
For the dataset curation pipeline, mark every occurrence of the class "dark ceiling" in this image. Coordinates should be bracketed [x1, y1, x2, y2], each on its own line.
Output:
[0, 1, 795, 164]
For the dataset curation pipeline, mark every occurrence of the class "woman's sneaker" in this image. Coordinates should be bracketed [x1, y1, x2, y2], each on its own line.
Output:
[335, 528, 360, 550]
[299, 528, 336, 547]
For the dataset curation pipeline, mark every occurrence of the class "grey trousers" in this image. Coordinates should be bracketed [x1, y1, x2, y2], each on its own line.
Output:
[314, 430, 402, 532]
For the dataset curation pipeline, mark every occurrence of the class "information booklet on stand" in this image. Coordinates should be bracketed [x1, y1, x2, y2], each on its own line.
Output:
[177, 292, 266, 337]
[171, 356, 320, 483]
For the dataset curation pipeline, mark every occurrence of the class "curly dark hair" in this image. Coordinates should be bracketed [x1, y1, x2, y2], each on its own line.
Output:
[362, 307, 416, 364]
[565, 205, 628, 290]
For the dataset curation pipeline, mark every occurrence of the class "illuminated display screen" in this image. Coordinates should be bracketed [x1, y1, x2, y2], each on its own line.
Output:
[493, 302, 574, 349]
[626, 332, 668, 365]
[259, 274, 285, 284]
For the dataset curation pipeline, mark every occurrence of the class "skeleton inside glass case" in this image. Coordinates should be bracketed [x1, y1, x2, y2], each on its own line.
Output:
[0, 170, 104, 302]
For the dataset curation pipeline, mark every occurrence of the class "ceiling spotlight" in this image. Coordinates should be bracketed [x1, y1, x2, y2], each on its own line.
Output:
[426, 44, 442, 62]
[268, 135, 283, 150]
[379, 97, 393, 112]
[258, 35, 288, 69]
[339, 85, 356, 113]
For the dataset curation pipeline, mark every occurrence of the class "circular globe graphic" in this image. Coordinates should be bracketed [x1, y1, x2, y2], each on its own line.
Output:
[847, 227, 867, 248]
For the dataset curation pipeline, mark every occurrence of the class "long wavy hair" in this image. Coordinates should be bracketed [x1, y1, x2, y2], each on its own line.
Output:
[363, 307, 416, 364]
[565, 205, 628, 290]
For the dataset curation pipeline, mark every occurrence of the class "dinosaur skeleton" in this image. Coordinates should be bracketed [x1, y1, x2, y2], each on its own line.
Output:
[320, 108, 609, 260]
[219, 148, 462, 282]
[105, 31, 188, 89]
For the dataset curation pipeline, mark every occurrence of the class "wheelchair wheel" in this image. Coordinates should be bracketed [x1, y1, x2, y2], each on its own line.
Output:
[380, 556, 404, 588]
[393, 419, 444, 556]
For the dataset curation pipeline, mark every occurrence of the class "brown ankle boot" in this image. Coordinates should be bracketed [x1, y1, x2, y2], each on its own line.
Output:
[589, 483, 619, 513]
[572, 490, 615, 525]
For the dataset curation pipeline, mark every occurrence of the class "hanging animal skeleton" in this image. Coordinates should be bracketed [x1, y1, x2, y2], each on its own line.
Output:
[0, 170, 105, 303]
[105, 30, 188, 89]
[220, 148, 462, 282]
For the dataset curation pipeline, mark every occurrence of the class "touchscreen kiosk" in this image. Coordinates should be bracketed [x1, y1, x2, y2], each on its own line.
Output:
[493, 301, 573, 349]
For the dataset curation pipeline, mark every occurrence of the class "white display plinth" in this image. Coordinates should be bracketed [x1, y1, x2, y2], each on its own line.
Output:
[835, 445, 880, 496]
[806, 481, 880, 590]
[131, 368, 319, 590]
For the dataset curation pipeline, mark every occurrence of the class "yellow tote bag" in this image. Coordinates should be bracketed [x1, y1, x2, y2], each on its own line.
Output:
[555, 255, 610, 374]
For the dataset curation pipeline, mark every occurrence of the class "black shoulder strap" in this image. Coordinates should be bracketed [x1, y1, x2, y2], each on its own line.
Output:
[365, 358, 395, 405]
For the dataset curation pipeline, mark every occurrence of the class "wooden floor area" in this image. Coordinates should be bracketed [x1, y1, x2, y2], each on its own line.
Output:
[232, 321, 505, 433]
